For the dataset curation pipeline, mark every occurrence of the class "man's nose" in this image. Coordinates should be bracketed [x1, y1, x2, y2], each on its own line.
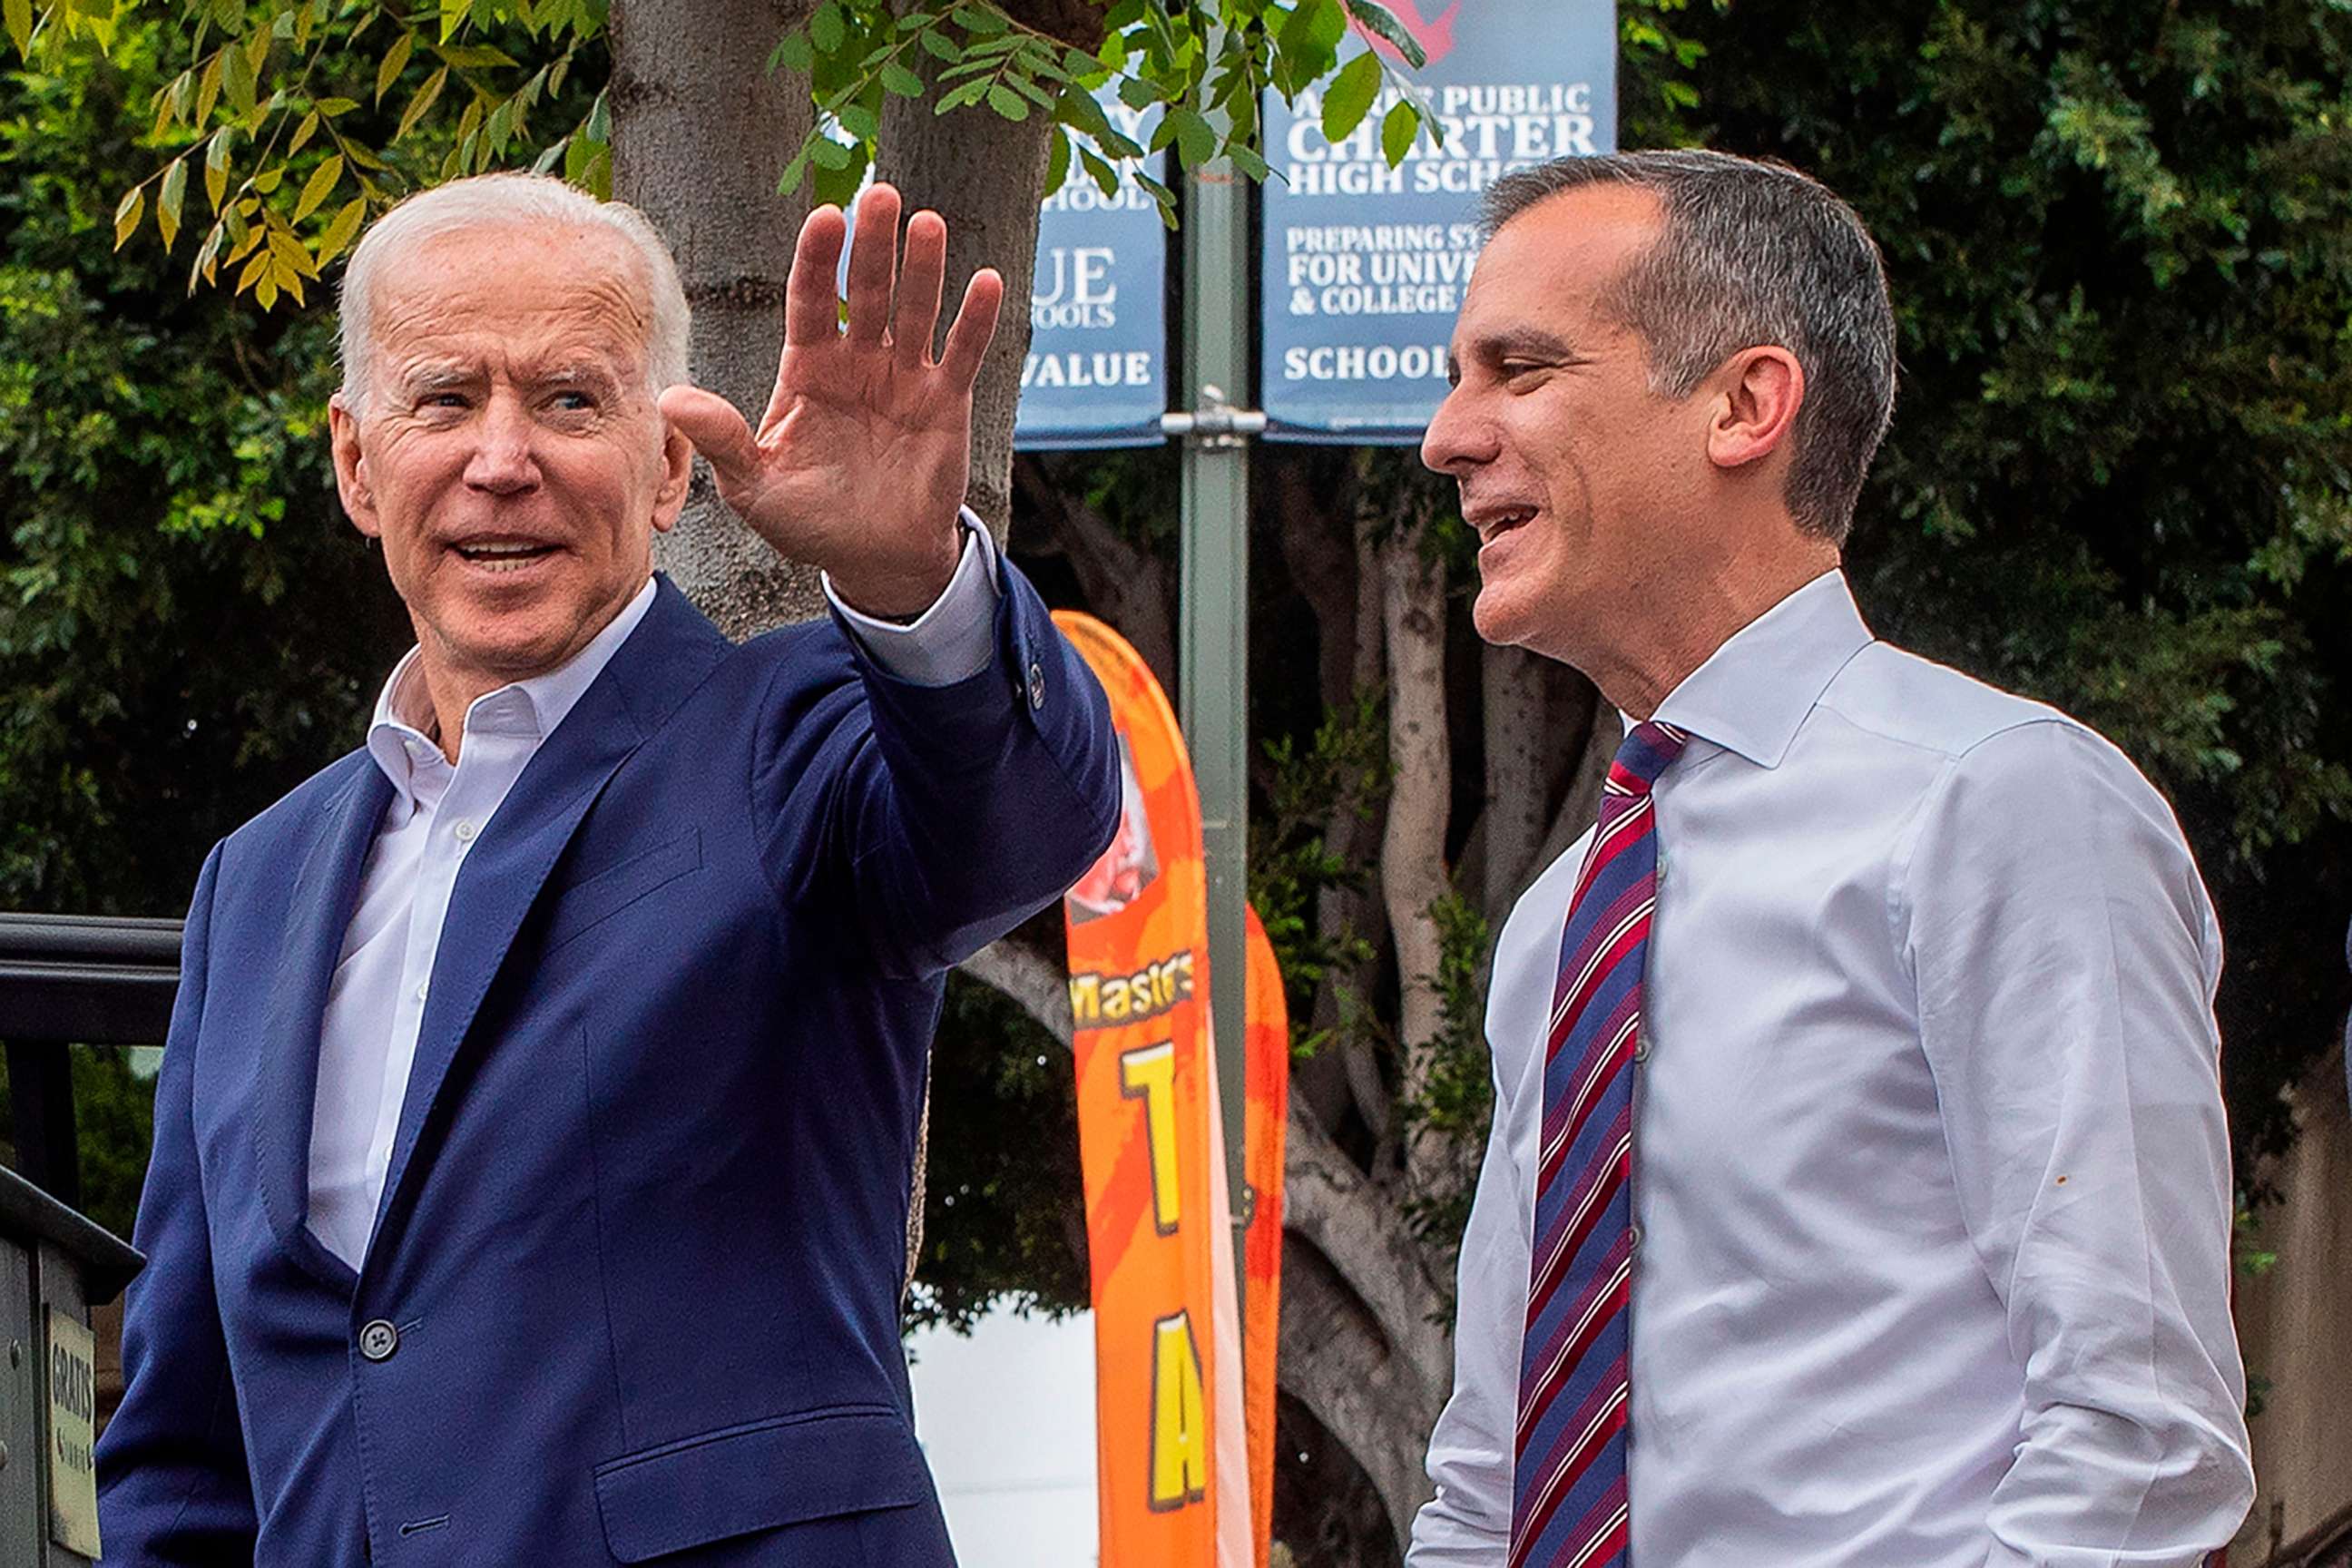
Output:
[463, 394, 542, 495]
[1420, 382, 1496, 475]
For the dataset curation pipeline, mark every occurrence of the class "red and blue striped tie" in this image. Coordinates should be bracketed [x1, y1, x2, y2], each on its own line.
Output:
[1512, 719, 1687, 1568]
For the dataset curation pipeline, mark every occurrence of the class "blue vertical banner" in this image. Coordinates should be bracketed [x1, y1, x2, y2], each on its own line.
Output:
[1259, 2, 1617, 442]
[1014, 102, 1170, 450]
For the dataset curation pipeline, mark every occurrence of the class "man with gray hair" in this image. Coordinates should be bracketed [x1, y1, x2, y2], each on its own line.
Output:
[1410, 150, 2251, 1567]
[95, 172, 1119, 1564]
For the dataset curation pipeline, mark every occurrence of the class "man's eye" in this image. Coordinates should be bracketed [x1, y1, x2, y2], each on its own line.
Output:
[549, 391, 596, 412]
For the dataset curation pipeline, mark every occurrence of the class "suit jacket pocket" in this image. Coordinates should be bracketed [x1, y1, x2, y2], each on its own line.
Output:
[592, 1404, 928, 1563]
[544, 827, 703, 953]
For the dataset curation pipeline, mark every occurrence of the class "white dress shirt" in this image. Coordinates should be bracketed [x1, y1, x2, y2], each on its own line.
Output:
[305, 524, 1003, 1267]
[1408, 572, 2253, 1568]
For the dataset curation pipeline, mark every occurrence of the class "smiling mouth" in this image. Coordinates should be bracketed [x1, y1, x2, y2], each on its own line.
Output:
[1472, 505, 1539, 544]
[453, 540, 559, 572]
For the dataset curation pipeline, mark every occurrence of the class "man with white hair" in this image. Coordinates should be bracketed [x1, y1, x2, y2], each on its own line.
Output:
[95, 172, 1120, 1565]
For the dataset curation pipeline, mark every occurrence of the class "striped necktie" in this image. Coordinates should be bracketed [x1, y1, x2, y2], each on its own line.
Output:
[1512, 719, 1688, 1568]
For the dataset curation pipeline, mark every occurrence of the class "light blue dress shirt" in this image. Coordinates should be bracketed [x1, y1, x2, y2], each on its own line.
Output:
[1409, 571, 2252, 1568]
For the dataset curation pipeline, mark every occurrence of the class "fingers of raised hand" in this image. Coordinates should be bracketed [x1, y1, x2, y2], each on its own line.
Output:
[785, 202, 849, 348]
[844, 183, 902, 346]
[892, 210, 949, 372]
[937, 268, 1004, 392]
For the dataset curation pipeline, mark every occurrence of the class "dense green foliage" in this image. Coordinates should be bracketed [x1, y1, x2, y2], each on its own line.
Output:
[0, 25, 406, 915]
[1677, 0, 2352, 1159]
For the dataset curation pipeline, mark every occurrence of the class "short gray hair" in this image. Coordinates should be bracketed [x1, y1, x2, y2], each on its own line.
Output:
[1481, 150, 1896, 544]
[337, 172, 691, 415]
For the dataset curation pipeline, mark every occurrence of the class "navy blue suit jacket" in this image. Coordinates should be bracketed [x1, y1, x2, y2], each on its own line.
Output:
[96, 564, 1120, 1565]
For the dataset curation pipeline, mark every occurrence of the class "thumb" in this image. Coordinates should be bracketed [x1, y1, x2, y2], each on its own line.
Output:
[658, 386, 760, 489]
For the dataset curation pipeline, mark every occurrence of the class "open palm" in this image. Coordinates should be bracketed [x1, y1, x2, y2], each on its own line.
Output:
[661, 184, 1004, 617]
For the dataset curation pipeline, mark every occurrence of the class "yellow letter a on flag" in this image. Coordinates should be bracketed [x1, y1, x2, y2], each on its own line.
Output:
[1149, 1310, 1210, 1511]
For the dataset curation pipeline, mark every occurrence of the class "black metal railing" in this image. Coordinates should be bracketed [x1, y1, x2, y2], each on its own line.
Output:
[0, 914, 181, 1208]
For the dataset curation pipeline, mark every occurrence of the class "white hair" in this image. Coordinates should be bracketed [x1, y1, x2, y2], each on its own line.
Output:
[337, 172, 691, 415]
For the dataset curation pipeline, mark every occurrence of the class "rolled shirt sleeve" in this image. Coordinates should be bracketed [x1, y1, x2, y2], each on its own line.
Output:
[1901, 720, 2253, 1567]
[823, 510, 1003, 688]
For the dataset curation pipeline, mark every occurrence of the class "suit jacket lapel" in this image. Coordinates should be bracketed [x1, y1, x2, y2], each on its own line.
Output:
[367, 577, 730, 1259]
[254, 758, 393, 1289]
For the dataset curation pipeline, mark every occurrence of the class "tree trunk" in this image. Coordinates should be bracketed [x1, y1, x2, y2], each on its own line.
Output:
[1480, 642, 1555, 922]
[876, 0, 1104, 540]
[1014, 453, 1177, 691]
[1378, 518, 1452, 1197]
[1280, 1105, 1452, 1553]
[610, 0, 825, 633]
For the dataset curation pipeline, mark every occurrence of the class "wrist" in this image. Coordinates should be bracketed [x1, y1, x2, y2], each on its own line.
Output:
[827, 523, 967, 622]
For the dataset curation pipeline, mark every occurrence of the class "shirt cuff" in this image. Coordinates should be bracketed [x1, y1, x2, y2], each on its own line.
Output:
[823, 511, 1004, 688]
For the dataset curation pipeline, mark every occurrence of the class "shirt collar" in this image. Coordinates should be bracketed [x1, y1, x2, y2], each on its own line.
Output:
[365, 575, 661, 805]
[1648, 570, 1873, 769]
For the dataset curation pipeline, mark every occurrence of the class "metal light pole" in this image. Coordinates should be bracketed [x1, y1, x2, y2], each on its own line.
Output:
[1168, 147, 1262, 1291]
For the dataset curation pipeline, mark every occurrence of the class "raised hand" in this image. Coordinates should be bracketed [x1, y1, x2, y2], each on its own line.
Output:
[660, 183, 1004, 617]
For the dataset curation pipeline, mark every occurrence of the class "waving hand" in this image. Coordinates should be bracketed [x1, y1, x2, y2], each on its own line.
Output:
[660, 183, 1004, 617]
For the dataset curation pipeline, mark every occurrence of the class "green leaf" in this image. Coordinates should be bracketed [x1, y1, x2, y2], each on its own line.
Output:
[203, 129, 233, 211]
[113, 186, 143, 250]
[986, 83, 1029, 121]
[1278, 0, 1345, 58]
[151, 74, 187, 139]
[951, 5, 1007, 34]
[1081, 146, 1118, 198]
[377, 33, 415, 103]
[773, 27, 812, 74]
[1169, 105, 1215, 168]
[315, 96, 358, 117]
[838, 102, 878, 140]
[919, 29, 964, 64]
[1379, 100, 1418, 166]
[158, 158, 187, 250]
[318, 197, 368, 266]
[397, 65, 449, 142]
[809, 135, 851, 170]
[778, 141, 812, 195]
[882, 62, 925, 96]
[809, 0, 845, 54]
[4, 0, 32, 58]
[440, 0, 468, 44]
[1344, 0, 1426, 69]
[585, 90, 610, 144]
[288, 111, 319, 155]
[1117, 74, 1157, 111]
[196, 49, 225, 126]
[436, 44, 519, 68]
[1044, 126, 1071, 199]
[810, 142, 868, 210]
[1320, 49, 1380, 143]
[294, 154, 342, 220]
[1230, 142, 1271, 181]
[936, 78, 990, 113]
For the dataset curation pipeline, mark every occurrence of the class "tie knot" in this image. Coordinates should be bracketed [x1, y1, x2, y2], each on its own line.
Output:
[1605, 720, 1689, 799]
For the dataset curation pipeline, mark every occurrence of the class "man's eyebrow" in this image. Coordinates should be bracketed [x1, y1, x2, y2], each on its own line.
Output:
[1467, 328, 1577, 364]
[395, 361, 478, 395]
[531, 361, 624, 388]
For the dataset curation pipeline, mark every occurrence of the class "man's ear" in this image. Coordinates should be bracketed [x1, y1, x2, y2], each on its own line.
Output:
[328, 394, 382, 539]
[1706, 346, 1805, 473]
[652, 411, 694, 534]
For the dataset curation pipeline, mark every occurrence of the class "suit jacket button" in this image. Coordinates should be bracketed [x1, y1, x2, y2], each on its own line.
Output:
[359, 1319, 399, 1362]
[1027, 661, 1046, 710]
